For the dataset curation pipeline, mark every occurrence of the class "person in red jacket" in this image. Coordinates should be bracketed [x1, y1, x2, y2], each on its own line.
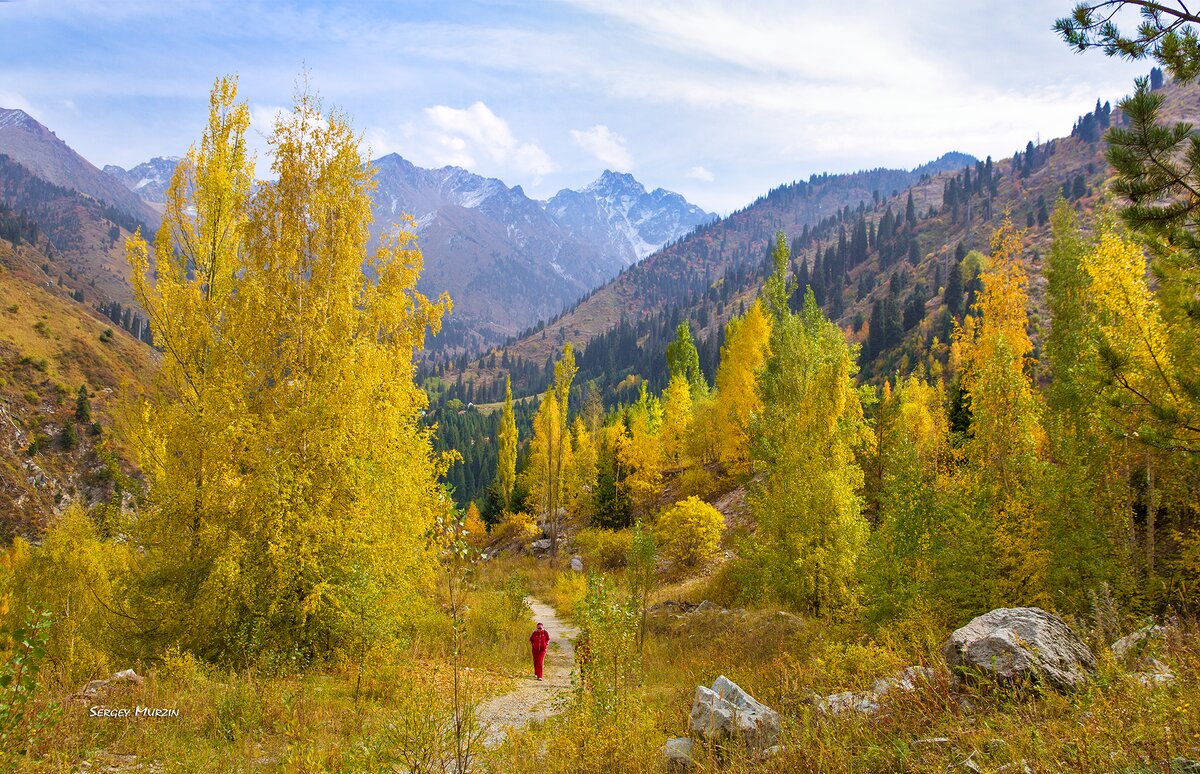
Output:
[529, 622, 550, 680]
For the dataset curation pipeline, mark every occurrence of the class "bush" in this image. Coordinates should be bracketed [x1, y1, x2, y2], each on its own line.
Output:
[574, 528, 632, 571]
[678, 467, 717, 499]
[655, 496, 725, 568]
[494, 511, 538, 544]
[0, 507, 127, 688]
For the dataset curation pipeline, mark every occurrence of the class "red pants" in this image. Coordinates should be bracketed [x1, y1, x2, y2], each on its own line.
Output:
[533, 648, 546, 678]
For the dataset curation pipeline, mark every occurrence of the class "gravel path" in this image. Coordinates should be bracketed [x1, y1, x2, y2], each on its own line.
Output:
[475, 596, 579, 747]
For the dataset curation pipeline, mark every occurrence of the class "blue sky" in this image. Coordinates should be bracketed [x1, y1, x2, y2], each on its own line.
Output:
[0, 0, 1149, 213]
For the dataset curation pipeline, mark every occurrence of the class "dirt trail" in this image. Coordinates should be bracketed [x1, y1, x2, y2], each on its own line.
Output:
[475, 597, 579, 747]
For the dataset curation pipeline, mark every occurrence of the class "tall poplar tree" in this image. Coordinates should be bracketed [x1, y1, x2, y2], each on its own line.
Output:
[126, 78, 450, 664]
[748, 232, 868, 614]
[497, 376, 518, 512]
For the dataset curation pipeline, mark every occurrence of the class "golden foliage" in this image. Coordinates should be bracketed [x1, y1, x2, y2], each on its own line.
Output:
[125, 78, 450, 664]
[656, 496, 725, 568]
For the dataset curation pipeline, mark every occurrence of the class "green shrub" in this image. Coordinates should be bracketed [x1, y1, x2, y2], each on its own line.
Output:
[574, 528, 632, 570]
[0, 609, 57, 760]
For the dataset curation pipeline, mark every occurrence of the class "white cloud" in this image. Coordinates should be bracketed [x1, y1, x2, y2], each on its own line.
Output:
[570, 124, 633, 171]
[423, 101, 556, 179]
[686, 165, 714, 182]
[249, 104, 288, 136]
[0, 91, 36, 117]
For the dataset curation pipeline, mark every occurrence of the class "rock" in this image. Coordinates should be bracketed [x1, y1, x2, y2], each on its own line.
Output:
[530, 538, 551, 552]
[757, 744, 784, 761]
[71, 669, 144, 703]
[941, 607, 1096, 692]
[662, 737, 695, 770]
[570, 555, 584, 572]
[1129, 657, 1175, 687]
[816, 691, 880, 716]
[689, 675, 780, 754]
[873, 665, 935, 696]
[110, 669, 143, 685]
[1111, 624, 1165, 661]
[912, 737, 951, 748]
[696, 600, 721, 613]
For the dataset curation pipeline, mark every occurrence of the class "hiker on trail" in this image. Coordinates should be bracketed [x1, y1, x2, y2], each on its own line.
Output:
[530, 622, 550, 680]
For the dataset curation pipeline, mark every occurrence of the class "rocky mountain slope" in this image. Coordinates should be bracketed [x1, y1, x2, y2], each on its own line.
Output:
[0, 231, 154, 540]
[0, 108, 160, 229]
[101, 156, 179, 210]
[444, 75, 1195, 416]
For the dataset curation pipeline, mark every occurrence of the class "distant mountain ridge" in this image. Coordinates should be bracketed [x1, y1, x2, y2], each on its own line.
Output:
[443, 150, 978, 390]
[105, 151, 716, 347]
[102, 156, 179, 209]
[0, 108, 159, 229]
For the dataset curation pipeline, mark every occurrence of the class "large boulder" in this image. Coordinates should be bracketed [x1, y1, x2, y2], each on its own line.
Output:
[689, 675, 780, 754]
[941, 607, 1096, 692]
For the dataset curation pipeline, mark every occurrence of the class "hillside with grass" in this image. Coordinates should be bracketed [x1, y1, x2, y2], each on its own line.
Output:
[0, 232, 153, 541]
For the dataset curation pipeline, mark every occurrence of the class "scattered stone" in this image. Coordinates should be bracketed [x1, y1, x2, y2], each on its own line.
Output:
[110, 669, 143, 685]
[696, 600, 721, 613]
[689, 675, 781, 754]
[570, 555, 584, 572]
[816, 665, 934, 717]
[1112, 624, 1166, 661]
[941, 607, 1097, 692]
[1129, 657, 1175, 688]
[662, 737, 696, 770]
[912, 737, 951, 748]
[815, 690, 881, 717]
[873, 665, 935, 695]
[72, 669, 144, 703]
[650, 600, 700, 615]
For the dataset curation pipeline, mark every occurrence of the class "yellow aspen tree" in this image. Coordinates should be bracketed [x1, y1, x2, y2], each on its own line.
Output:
[619, 384, 663, 512]
[749, 233, 868, 615]
[659, 374, 693, 469]
[565, 416, 597, 519]
[549, 344, 577, 553]
[955, 219, 1049, 607]
[497, 376, 518, 512]
[713, 298, 772, 470]
[127, 79, 450, 664]
[523, 388, 559, 536]
[861, 375, 948, 624]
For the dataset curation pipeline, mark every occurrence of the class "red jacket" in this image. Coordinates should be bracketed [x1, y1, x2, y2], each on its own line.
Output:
[530, 628, 550, 652]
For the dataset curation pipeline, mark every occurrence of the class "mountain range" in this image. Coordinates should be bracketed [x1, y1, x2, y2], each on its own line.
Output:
[102, 152, 715, 347]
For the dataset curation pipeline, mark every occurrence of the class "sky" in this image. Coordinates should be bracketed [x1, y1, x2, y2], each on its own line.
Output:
[0, 0, 1151, 214]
